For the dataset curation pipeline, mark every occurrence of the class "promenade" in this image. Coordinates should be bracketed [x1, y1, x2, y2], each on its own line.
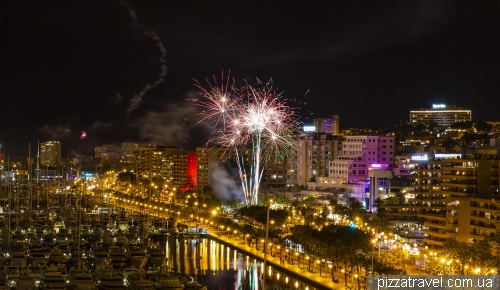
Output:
[196, 222, 360, 290]
[118, 205, 394, 289]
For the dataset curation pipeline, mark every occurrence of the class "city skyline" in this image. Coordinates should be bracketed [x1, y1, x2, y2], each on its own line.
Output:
[1, 1, 499, 157]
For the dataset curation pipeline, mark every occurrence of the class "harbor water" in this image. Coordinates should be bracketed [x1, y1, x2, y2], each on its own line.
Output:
[154, 235, 325, 290]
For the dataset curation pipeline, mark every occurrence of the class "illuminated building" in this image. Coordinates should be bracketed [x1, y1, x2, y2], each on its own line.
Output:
[95, 145, 121, 167]
[378, 141, 500, 249]
[40, 140, 61, 167]
[288, 134, 340, 186]
[410, 104, 471, 127]
[121, 142, 136, 168]
[186, 152, 197, 191]
[133, 144, 186, 189]
[329, 135, 396, 183]
[312, 115, 340, 135]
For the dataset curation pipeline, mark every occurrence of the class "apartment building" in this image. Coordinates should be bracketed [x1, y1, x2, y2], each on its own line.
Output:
[289, 134, 340, 186]
[121, 143, 136, 168]
[380, 141, 500, 249]
[40, 140, 61, 167]
[134, 144, 186, 189]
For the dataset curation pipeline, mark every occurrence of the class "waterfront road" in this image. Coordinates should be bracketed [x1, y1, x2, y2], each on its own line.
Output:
[181, 219, 358, 290]
[117, 204, 359, 290]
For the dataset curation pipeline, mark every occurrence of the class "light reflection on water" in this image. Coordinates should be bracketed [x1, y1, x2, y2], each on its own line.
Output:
[156, 236, 322, 290]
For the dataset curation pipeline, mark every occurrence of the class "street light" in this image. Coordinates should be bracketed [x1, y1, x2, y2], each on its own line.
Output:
[371, 238, 376, 276]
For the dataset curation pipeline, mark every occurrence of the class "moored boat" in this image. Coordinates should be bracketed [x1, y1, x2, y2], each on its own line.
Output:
[39, 264, 67, 290]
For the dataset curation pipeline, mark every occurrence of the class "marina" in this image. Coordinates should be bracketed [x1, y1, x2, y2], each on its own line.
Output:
[0, 198, 325, 289]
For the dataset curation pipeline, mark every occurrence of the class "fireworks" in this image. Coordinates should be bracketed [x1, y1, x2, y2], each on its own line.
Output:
[193, 72, 301, 205]
[80, 131, 87, 139]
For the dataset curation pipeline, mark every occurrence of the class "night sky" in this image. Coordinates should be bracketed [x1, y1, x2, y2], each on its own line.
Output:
[1, 1, 499, 157]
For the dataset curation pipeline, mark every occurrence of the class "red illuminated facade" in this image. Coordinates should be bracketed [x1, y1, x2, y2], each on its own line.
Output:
[185, 152, 197, 191]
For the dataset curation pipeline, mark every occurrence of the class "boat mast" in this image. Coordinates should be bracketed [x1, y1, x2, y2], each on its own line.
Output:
[28, 143, 32, 224]
[36, 140, 40, 212]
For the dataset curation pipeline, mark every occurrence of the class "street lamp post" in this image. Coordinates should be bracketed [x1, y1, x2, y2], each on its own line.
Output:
[371, 239, 376, 276]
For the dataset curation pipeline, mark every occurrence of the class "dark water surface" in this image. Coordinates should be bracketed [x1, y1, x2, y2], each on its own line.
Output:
[153, 235, 324, 290]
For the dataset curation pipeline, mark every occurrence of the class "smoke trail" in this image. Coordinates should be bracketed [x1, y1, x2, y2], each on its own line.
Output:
[210, 165, 244, 201]
[119, 0, 168, 114]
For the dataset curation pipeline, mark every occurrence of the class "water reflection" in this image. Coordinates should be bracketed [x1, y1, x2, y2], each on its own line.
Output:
[157, 236, 322, 290]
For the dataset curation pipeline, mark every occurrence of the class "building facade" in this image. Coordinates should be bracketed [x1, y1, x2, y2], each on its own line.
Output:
[379, 146, 500, 250]
[329, 135, 396, 183]
[133, 144, 186, 190]
[40, 141, 61, 167]
[410, 104, 472, 127]
[290, 134, 340, 186]
[312, 115, 340, 135]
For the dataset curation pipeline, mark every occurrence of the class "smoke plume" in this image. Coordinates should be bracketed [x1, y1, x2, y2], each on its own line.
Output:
[209, 165, 244, 201]
[120, 0, 168, 114]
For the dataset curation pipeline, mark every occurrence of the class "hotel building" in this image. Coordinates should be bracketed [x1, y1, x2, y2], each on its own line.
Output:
[410, 104, 471, 127]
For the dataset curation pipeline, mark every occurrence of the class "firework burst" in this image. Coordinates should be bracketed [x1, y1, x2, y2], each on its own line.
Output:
[192, 72, 301, 205]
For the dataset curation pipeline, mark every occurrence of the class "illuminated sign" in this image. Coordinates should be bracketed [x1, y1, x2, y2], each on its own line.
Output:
[411, 154, 428, 161]
[371, 164, 382, 168]
[432, 104, 446, 108]
[435, 153, 461, 159]
[303, 126, 316, 132]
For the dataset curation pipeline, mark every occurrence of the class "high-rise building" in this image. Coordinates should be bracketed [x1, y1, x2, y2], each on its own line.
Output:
[312, 115, 340, 135]
[40, 141, 61, 167]
[95, 145, 120, 158]
[262, 150, 287, 187]
[134, 144, 186, 190]
[289, 134, 340, 186]
[121, 143, 137, 168]
[379, 142, 500, 250]
[410, 104, 471, 127]
[95, 145, 122, 167]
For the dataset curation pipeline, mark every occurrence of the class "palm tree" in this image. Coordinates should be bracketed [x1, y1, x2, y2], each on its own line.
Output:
[469, 240, 491, 273]
[369, 215, 391, 235]
[442, 238, 462, 257]
[391, 248, 413, 273]
[486, 233, 500, 273]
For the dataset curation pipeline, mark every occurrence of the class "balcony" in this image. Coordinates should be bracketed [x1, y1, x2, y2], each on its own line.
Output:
[418, 212, 447, 221]
[422, 237, 446, 246]
[470, 204, 498, 210]
[469, 222, 496, 230]
[423, 229, 453, 238]
[423, 221, 448, 230]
